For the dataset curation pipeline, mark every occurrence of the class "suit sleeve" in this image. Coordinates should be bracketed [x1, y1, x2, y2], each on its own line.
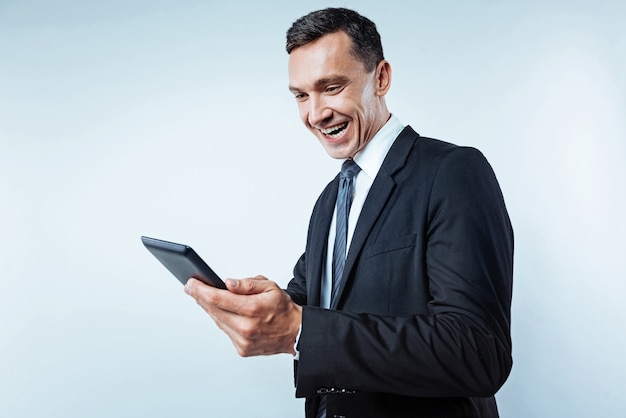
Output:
[290, 147, 514, 399]
[286, 252, 308, 306]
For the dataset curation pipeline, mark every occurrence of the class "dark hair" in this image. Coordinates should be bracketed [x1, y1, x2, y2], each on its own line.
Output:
[286, 7, 384, 73]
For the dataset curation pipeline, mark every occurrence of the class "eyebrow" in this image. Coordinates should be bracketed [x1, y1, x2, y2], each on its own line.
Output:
[289, 75, 350, 93]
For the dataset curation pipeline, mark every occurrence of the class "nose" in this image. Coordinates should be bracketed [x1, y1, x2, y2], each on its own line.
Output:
[307, 94, 332, 127]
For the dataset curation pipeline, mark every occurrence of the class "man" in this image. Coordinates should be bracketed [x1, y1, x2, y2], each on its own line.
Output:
[184, 7, 513, 418]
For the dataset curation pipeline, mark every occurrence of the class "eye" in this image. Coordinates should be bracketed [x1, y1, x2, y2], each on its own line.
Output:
[325, 85, 341, 93]
[294, 92, 308, 101]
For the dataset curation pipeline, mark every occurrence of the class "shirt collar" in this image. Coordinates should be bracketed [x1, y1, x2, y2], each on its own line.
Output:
[352, 114, 405, 181]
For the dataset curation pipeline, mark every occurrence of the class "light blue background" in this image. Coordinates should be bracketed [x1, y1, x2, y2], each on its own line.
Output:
[1, 1, 625, 417]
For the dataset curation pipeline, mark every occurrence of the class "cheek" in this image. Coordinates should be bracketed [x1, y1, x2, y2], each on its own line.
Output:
[358, 82, 377, 113]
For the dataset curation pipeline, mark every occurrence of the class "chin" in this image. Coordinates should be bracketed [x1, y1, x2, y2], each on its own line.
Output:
[314, 131, 353, 159]
[325, 147, 352, 160]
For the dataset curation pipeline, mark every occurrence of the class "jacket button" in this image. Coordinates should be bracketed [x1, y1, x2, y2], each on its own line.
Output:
[316, 388, 329, 394]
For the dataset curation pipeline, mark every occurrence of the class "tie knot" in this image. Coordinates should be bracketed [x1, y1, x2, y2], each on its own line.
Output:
[341, 159, 361, 179]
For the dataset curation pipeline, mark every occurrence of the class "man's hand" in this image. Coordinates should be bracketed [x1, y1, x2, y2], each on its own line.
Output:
[184, 276, 302, 357]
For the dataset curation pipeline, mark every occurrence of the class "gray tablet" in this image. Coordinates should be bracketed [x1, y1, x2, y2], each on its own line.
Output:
[141, 236, 226, 289]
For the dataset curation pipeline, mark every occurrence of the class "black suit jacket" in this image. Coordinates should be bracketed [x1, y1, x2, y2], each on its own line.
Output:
[286, 126, 513, 418]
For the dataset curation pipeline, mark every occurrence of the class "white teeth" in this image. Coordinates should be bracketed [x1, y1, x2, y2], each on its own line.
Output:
[320, 122, 348, 138]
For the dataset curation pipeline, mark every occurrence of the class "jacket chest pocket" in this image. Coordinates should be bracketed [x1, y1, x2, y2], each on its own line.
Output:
[347, 234, 427, 316]
[363, 233, 418, 258]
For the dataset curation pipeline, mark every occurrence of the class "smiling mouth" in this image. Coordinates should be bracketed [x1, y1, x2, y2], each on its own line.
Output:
[319, 122, 348, 139]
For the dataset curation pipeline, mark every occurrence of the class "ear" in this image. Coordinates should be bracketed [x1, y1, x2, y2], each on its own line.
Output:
[374, 60, 392, 96]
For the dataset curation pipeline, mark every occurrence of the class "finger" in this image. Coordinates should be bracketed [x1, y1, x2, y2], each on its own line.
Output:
[185, 278, 252, 317]
[183, 277, 197, 296]
[184, 278, 225, 313]
[184, 278, 212, 299]
[186, 286, 248, 338]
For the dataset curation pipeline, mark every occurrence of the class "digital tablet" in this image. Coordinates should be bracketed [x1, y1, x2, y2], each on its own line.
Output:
[141, 236, 226, 289]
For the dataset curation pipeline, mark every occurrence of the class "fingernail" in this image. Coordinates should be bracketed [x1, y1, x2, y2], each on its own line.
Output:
[184, 280, 192, 295]
[226, 278, 238, 288]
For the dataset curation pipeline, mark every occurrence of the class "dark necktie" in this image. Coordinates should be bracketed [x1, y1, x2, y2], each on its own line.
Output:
[331, 158, 361, 303]
[317, 159, 361, 418]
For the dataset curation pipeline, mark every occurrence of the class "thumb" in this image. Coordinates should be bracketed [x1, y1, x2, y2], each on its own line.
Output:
[225, 277, 273, 295]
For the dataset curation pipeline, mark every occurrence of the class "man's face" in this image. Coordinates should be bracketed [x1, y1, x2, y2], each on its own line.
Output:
[288, 31, 390, 159]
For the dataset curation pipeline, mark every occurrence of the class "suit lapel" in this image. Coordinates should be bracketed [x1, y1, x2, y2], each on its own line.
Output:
[306, 178, 338, 307]
[330, 127, 419, 309]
